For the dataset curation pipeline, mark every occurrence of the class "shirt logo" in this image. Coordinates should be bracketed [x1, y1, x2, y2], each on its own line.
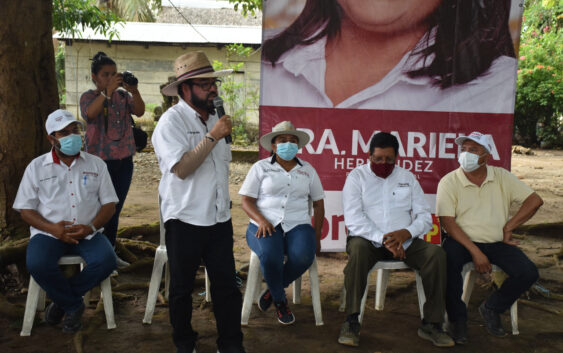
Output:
[398, 183, 410, 187]
[263, 168, 282, 173]
[39, 176, 57, 182]
[296, 170, 310, 177]
[83, 171, 99, 177]
[187, 131, 200, 135]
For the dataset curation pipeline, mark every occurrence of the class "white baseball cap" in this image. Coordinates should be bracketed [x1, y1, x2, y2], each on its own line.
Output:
[455, 132, 492, 153]
[45, 109, 84, 135]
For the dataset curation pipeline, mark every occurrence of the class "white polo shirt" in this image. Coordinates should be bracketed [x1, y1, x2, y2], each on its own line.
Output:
[152, 98, 232, 226]
[13, 150, 118, 239]
[239, 156, 325, 232]
[342, 164, 432, 250]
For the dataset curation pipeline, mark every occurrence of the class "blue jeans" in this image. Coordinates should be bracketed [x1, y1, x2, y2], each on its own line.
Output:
[26, 233, 116, 313]
[443, 236, 538, 322]
[245, 223, 316, 302]
[104, 156, 133, 245]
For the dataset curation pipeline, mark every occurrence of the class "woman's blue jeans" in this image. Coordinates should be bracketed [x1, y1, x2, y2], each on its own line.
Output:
[104, 156, 133, 246]
[26, 233, 116, 312]
[245, 223, 316, 302]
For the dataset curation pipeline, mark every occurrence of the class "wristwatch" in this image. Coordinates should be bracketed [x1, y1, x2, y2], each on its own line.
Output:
[205, 134, 216, 143]
[89, 223, 97, 234]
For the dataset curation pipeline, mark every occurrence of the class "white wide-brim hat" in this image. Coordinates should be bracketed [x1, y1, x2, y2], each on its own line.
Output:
[455, 131, 492, 153]
[45, 109, 84, 135]
[161, 51, 233, 96]
[259, 121, 310, 152]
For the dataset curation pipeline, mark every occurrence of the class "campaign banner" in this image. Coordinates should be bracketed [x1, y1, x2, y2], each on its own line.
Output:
[259, 0, 524, 252]
[259, 106, 513, 251]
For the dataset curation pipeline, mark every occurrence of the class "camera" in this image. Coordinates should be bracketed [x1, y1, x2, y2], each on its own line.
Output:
[121, 71, 138, 86]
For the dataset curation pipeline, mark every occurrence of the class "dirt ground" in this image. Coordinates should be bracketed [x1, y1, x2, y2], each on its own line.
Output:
[1, 149, 562, 353]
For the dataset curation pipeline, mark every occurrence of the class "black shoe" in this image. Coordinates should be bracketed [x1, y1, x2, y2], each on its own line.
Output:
[257, 288, 273, 312]
[338, 320, 361, 347]
[447, 320, 468, 345]
[44, 302, 65, 325]
[62, 303, 85, 333]
[479, 301, 507, 337]
[275, 300, 295, 325]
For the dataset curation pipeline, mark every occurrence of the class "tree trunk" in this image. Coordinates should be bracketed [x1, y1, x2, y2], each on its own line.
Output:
[0, 0, 58, 241]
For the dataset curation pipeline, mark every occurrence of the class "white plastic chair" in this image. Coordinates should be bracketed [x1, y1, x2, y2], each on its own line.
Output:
[461, 262, 519, 335]
[339, 260, 426, 324]
[21, 255, 115, 336]
[143, 197, 210, 324]
[241, 251, 323, 326]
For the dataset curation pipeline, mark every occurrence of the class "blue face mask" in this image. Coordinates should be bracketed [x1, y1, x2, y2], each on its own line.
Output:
[57, 134, 83, 156]
[276, 142, 298, 161]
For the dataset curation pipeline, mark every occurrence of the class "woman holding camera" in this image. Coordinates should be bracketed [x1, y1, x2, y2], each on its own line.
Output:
[80, 52, 145, 266]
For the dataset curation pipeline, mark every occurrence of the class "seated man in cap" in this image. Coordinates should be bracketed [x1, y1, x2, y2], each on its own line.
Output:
[13, 109, 118, 333]
[437, 132, 543, 344]
[338, 132, 454, 348]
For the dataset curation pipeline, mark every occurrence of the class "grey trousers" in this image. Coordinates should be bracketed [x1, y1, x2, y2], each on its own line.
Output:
[344, 236, 447, 324]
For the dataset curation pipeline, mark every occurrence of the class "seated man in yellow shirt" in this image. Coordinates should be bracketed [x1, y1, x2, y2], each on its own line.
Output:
[436, 132, 543, 344]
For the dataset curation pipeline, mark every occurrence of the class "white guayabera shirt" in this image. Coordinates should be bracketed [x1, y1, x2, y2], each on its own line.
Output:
[342, 164, 432, 250]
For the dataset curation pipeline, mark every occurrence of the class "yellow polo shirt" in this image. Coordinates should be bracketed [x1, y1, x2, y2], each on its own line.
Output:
[436, 166, 534, 243]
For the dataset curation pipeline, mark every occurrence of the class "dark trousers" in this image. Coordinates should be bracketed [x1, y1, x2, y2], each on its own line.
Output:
[165, 219, 243, 350]
[104, 156, 133, 245]
[26, 233, 116, 312]
[443, 237, 539, 323]
[344, 236, 447, 324]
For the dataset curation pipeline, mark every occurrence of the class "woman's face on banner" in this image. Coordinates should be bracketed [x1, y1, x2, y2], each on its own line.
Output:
[337, 0, 441, 33]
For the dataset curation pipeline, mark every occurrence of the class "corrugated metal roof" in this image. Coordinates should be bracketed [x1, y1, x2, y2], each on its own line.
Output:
[54, 22, 262, 45]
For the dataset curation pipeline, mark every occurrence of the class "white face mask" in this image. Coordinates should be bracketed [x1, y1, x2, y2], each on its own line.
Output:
[458, 152, 485, 172]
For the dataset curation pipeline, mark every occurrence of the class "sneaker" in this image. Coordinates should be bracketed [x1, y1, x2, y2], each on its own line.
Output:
[44, 302, 64, 325]
[338, 320, 361, 347]
[62, 303, 85, 333]
[257, 288, 273, 312]
[447, 320, 468, 345]
[418, 321, 455, 347]
[275, 300, 295, 325]
[479, 301, 507, 337]
[116, 255, 130, 269]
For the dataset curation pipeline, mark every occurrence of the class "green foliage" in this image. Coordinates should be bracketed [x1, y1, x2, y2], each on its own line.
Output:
[53, 0, 123, 40]
[213, 44, 260, 146]
[98, 0, 162, 22]
[55, 45, 66, 105]
[515, 0, 563, 147]
[228, 0, 262, 17]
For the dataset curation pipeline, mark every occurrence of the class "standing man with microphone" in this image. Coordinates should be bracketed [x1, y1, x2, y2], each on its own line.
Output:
[152, 51, 245, 353]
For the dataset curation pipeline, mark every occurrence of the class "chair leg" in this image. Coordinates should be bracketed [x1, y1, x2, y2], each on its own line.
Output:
[100, 276, 116, 329]
[241, 252, 261, 326]
[143, 249, 167, 324]
[204, 267, 211, 303]
[21, 277, 41, 336]
[461, 269, 477, 306]
[308, 258, 324, 326]
[293, 276, 302, 304]
[375, 269, 390, 311]
[510, 301, 519, 335]
[414, 271, 426, 319]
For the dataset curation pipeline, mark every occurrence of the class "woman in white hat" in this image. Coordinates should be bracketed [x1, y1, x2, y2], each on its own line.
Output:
[239, 121, 325, 325]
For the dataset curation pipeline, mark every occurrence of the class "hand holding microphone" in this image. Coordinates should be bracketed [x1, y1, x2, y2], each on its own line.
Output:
[213, 96, 233, 144]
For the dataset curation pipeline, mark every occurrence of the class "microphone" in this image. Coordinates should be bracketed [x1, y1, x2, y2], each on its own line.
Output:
[213, 96, 232, 144]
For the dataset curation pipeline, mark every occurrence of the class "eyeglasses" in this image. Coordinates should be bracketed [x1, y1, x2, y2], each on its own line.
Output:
[191, 79, 222, 91]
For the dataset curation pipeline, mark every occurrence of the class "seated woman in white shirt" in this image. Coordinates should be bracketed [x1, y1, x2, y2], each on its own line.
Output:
[261, 0, 518, 113]
[239, 121, 325, 325]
